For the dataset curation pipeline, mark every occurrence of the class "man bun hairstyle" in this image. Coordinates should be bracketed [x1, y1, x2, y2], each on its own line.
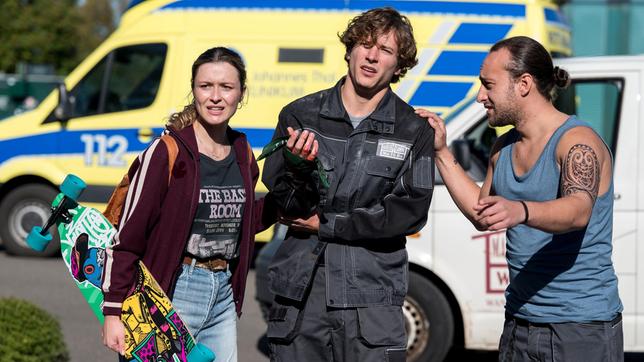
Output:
[553, 66, 571, 88]
[339, 7, 418, 83]
[490, 36, 569, 101]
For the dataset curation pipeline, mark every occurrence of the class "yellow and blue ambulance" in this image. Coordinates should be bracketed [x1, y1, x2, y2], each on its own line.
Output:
[0, 0, 570, 256]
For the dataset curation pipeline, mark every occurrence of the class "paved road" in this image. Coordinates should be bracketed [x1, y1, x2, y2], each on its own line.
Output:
[1, 247, 642, 362]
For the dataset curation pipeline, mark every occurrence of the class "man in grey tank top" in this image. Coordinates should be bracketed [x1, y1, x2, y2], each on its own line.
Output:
[417, 36, 623, 362]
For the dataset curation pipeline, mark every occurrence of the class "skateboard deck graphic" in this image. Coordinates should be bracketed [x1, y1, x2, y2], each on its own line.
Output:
[27, 174, 214, 362]
[121, 262, 197, 361]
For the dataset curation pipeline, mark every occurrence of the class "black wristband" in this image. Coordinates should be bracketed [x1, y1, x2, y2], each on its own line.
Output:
[519, 200, 529, 224]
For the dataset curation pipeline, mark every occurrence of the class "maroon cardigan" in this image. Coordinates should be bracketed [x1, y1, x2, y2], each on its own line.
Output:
[101, 124, 275, 316]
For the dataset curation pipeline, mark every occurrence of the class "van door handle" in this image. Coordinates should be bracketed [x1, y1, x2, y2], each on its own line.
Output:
[614, 193, 621, 200]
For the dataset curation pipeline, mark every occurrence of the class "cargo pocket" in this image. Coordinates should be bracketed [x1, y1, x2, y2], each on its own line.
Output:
[266, 300, 302, 344]
[385, 347, 407, 362]
[357, 306, 406, 347]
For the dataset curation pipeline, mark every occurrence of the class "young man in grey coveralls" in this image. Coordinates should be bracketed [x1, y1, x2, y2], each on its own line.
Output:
[262, 7, 435, 362]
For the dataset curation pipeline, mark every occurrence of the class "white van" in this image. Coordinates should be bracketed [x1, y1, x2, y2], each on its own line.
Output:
[256, 54, 644, 362]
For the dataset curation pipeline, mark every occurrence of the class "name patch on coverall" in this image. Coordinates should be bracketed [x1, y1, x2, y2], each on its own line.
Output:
[377, 140, 411, 161]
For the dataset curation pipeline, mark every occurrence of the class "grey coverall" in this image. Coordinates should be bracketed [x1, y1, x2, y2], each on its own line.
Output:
[262, 78, 435, 361]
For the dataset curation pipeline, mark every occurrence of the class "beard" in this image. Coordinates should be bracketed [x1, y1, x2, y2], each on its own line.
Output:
[487, 86, 522, 127]
[488, 104, 521, 127]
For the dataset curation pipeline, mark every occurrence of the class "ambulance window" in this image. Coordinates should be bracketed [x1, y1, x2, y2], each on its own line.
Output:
[70, 58, 108, 117]
[105, 44, 167, 112]
[553, 79, 622, 153]
[70, 43, 167, 117]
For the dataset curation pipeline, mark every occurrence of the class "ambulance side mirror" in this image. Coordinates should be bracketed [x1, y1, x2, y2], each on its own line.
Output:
[54, 83, 74, 122]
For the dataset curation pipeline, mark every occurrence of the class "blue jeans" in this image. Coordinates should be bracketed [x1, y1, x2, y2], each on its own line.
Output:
[172, 262, 238, 362]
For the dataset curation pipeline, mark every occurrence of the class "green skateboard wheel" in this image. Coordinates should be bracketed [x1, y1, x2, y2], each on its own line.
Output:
[27, 227, 53, 252]
[187, 343, 215, 362]
[59, 174, 86, 201]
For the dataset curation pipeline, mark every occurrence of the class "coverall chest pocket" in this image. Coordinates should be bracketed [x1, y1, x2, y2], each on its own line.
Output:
[365, 156, 402, 178]
[355, 156, 403, 206]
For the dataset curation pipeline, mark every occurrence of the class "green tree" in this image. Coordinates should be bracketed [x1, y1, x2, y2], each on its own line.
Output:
[0, 0, 81, 74]
[76, 0, 116, 62]
[0, 0, 118, 75]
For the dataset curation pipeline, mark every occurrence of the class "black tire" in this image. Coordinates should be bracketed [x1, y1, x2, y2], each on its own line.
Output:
[0, 184, 60, 257]
[405, 271, 455, 362]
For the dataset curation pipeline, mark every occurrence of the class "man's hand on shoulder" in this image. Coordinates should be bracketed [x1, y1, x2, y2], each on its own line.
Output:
[415, 108, 447, 154]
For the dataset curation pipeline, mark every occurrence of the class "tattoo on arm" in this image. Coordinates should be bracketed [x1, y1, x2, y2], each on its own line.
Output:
[561, 144, 600, 203]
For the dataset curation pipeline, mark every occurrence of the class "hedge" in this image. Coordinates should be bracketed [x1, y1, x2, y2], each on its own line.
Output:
[0, 298, 69, 362]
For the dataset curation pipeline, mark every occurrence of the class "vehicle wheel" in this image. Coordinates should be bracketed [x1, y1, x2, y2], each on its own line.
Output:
[0, 184, 60, 257]
[405, 271, 454, 362]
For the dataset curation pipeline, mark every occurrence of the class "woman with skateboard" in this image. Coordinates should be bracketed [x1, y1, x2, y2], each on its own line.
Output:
[101, 47, 318, 361]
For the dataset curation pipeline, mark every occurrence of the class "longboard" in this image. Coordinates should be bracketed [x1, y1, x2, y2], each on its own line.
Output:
[27, 174, 214, 362]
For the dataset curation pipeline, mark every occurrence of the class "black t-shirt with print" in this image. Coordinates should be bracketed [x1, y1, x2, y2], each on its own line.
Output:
[185, 149, 245, 260]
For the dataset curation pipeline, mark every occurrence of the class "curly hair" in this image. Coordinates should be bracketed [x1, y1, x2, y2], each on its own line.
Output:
[339, 7, 418, 83]
[167, 47, 246, 129]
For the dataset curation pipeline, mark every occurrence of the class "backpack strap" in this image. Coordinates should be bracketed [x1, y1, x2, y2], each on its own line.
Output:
[103, 174, 130, 227]
[160, 135, 178, 185]
[103, 135, 179, 227]
[246, 141, 253, 164]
